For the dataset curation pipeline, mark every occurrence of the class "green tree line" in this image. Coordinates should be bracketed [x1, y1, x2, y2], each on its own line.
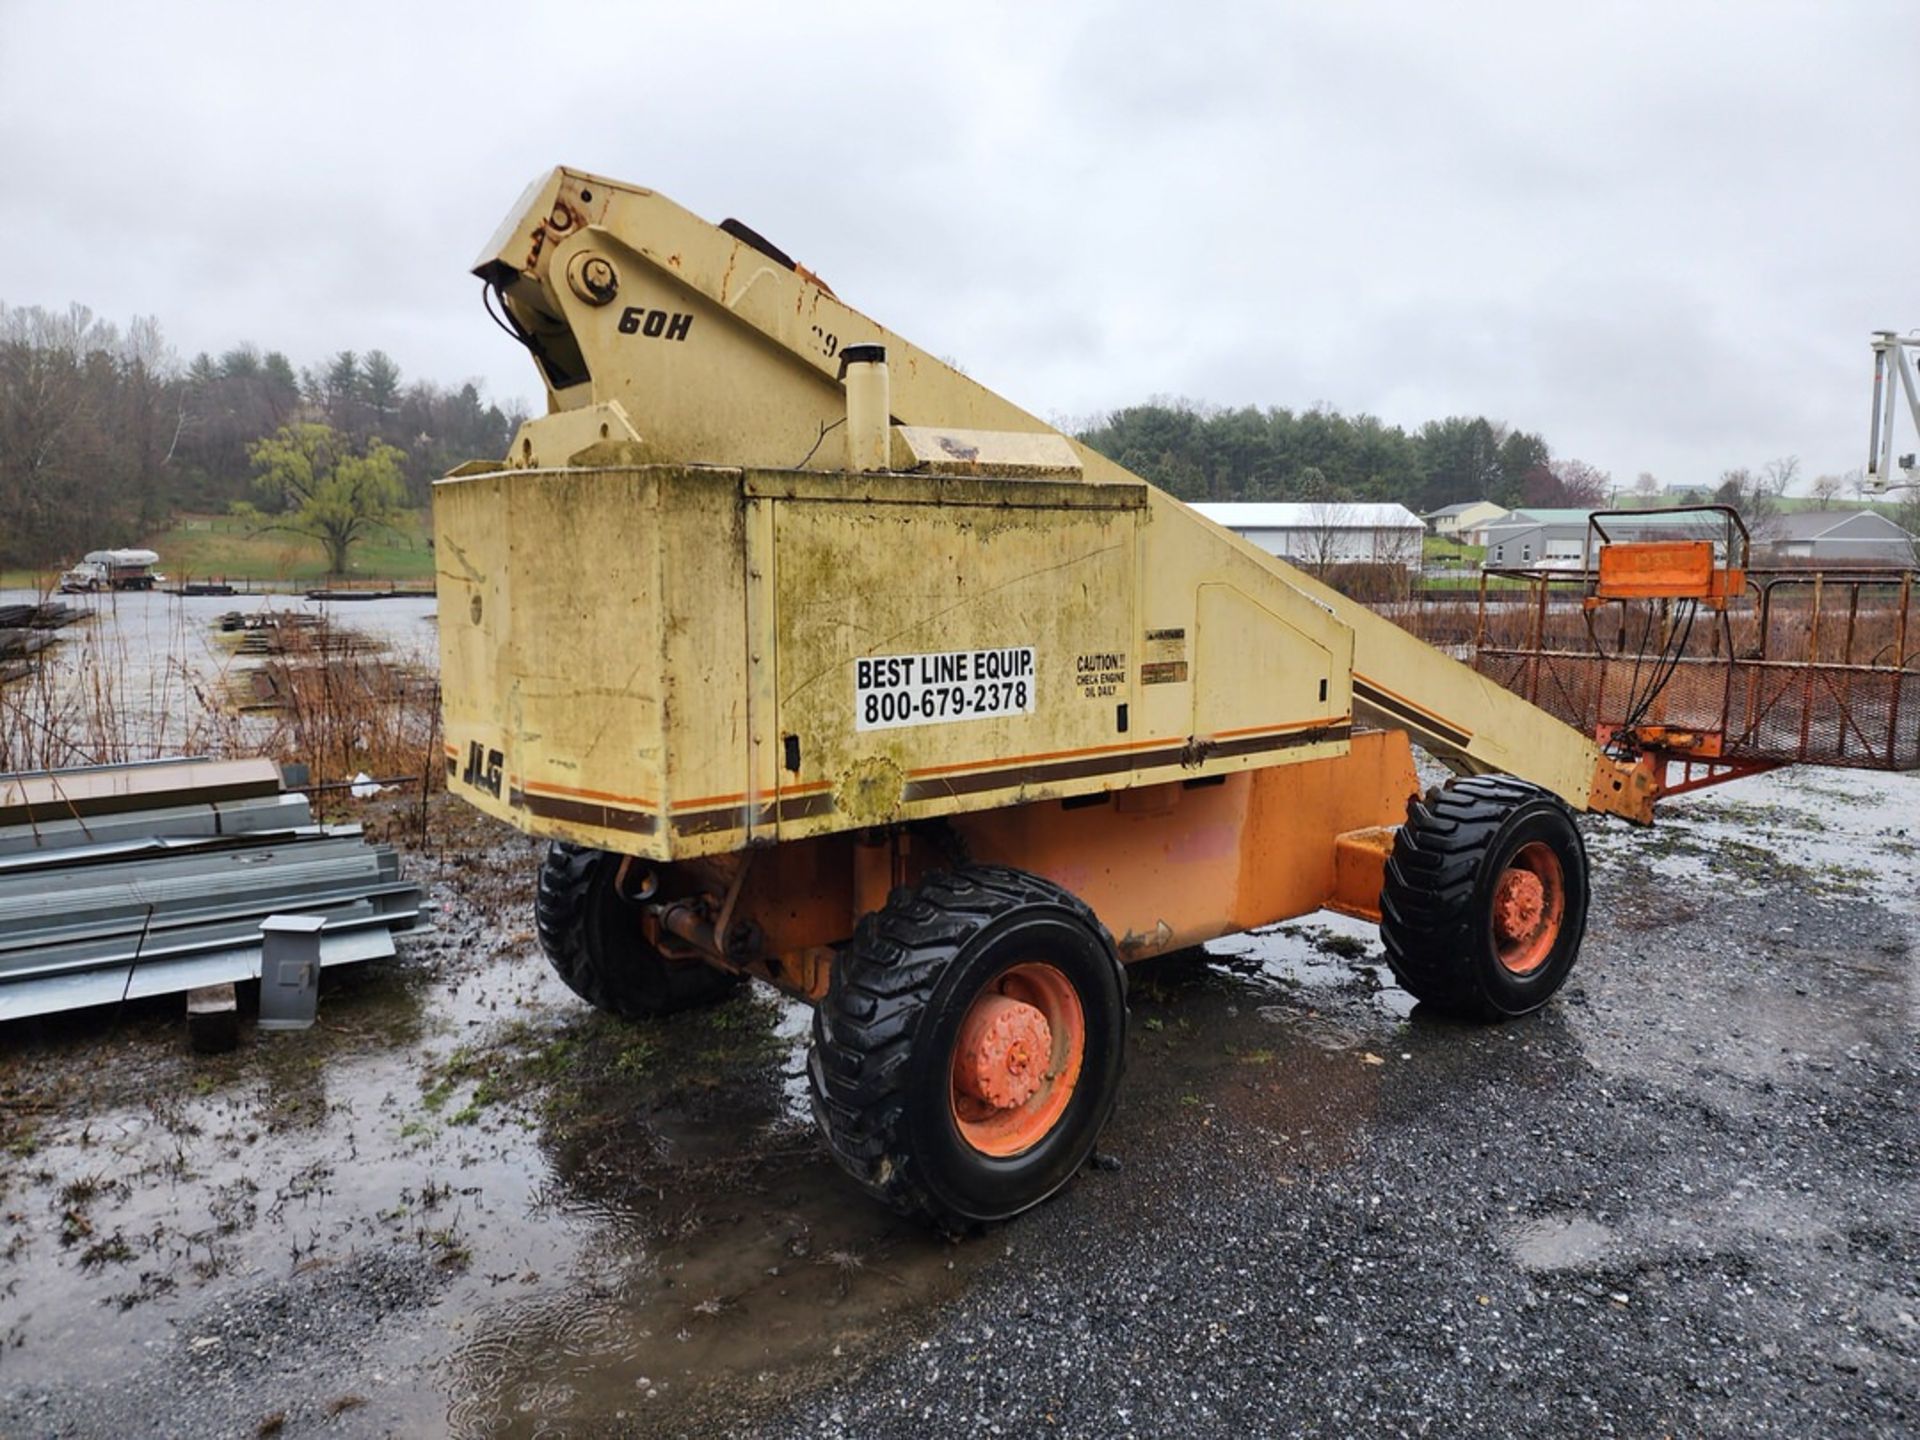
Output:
[1074, 401, 1608, 511]
[0, 302, 521, 568]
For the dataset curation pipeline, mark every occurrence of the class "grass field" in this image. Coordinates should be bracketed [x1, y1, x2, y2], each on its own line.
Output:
[1423, 534, 1486, 567]
[1415, 571, 1531, 591]
[1, 509, 436, 590]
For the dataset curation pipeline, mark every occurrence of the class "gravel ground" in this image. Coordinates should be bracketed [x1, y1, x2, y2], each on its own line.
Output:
[748, 766, 1920, 1440]
[2, 766, 1914, 1438]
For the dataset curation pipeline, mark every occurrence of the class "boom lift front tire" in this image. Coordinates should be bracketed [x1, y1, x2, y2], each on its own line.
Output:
[534, 842, 741, 1019]
[1379, 776, 1590, 1021]
[809, 865, 1127, 1232]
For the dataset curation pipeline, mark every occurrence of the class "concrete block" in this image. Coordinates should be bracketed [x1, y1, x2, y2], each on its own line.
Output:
[186, 982, 238, 1053]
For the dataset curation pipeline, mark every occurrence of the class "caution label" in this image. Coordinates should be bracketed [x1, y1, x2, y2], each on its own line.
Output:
[856, 648, 1036, 731]
[1076, 651, 1127, 699]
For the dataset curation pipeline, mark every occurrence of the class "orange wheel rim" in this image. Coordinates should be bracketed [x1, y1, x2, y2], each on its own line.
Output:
[1492, 841, 1565, 976]
[949, 962, 1085, 1158]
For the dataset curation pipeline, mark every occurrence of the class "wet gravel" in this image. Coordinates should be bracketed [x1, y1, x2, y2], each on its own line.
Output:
[2, 769, 1914, 1437]
[763, 998, 1915, 1438]
[5, 1250, 451, 1438]
[739, 773, 1919, 1440]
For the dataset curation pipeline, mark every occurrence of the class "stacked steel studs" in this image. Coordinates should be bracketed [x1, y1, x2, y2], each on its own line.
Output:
[0, 758, 424, 1020]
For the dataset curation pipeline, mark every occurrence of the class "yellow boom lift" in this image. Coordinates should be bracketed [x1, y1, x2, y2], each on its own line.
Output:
[433, 169, 1872, 1229]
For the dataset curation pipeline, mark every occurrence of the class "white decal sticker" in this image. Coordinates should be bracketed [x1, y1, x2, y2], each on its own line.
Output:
[855, 648, 1036, 731]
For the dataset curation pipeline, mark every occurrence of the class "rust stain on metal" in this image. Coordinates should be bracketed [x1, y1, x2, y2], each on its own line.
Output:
[794, 262, 836, 297]
[834, 756, 907, 827]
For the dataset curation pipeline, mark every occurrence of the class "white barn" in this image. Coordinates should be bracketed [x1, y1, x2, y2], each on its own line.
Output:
[1191, 502, 1426, 574]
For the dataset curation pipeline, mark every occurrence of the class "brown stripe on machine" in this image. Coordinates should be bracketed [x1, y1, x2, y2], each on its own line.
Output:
[903, 722, 1351, 802]
[513, 788, 661, 835]
[1351, 678, 1472, 750]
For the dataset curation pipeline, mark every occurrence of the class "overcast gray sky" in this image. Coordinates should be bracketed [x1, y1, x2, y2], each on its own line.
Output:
[4, 0, 1915, 492]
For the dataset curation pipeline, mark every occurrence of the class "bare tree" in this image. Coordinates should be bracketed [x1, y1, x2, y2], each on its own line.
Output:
[1375, 521, 1423, 599]
[1901, 501, 1920, 568]
[1809, 473, 1848, 505]
[1298, 497, 1358, 578]
[1633, 471, 1661, 502]
[1520, 463, 1567, 507]
[1761, 454, 1801, 497]
[1557, 459, 1611, 508]
[1712, 465, 1784, 541]
[0, 303, 132, 564]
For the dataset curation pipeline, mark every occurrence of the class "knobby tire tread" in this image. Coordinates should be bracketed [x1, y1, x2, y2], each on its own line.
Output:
[1380, 776, 1582, 1021]
[535, 842, 739, 1019]
[809, 865, 1119, 1232]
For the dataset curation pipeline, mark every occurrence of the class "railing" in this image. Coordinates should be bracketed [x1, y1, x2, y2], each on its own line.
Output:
[1472, 566, 1920, 773]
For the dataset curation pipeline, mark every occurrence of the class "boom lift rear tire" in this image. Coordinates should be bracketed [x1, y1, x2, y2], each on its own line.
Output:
[1379, 776, 1590, 1020]
[534, 842, 742, 1019]
[808, 865, 1127, 1232]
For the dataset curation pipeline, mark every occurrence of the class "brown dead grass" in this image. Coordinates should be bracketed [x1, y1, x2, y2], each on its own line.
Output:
[0, 599, 441, 792]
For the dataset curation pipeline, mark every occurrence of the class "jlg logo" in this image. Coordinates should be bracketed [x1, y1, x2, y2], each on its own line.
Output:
[462, 740, 504, 798]
[617, 306, 693, 341]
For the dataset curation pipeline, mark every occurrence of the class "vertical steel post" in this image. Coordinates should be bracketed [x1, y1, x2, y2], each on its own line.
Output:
[1528, 575, 1549, 703]
[1797, 573, 1823, 761]
[257, 914, 326, 1031]
[1869, 338, 1888, 483]
[1837, 582, 1861, 759]
[1888, 571, 1912, 765]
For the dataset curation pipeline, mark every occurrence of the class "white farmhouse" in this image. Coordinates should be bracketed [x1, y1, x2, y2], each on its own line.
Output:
[1425, 500, 1511, 546]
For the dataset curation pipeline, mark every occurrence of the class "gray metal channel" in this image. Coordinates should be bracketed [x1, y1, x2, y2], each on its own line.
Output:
[1, 884, 424, 982]
[0, 929, 402, 1022]
[0, 760, 426, 1021]
[0, 793, 316, 858]
[0, 836, 394, 919]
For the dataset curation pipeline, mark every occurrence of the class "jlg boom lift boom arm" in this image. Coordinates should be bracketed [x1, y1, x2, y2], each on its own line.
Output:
[438, 169, 1684, 1230]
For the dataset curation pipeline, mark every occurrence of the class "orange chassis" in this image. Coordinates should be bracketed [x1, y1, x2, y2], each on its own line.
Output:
[636, 728, 1423, 1004]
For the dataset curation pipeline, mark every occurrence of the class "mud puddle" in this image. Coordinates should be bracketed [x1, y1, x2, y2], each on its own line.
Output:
[1585, 764, 1917, 915]
[0, 810, 977, 1438]
[1107, 914, 1466, 1192]
[0, 796, 1457, 1436]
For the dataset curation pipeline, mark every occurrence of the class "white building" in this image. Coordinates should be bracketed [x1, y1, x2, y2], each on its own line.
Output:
[1482, 509, 1714, 569]
[1192, 502, 1426, 574]
[1755, 510, 1918, 566]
